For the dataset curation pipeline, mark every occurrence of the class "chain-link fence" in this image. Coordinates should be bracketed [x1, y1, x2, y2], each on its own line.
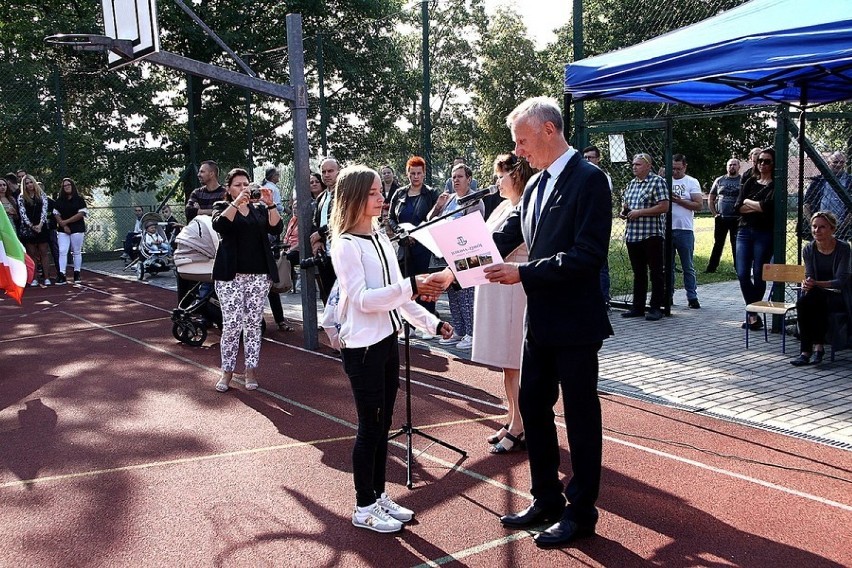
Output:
[2, 0, 850, 277]
[580, 108, 852, 316]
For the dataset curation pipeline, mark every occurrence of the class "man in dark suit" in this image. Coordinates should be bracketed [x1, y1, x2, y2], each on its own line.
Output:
[481, 97, 613, 548]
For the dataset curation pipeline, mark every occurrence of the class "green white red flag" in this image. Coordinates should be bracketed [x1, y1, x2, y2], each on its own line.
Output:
[0, 205, 28, 304]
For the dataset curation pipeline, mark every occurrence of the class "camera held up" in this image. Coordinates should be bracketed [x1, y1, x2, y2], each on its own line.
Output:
[300, 248, 331, 269]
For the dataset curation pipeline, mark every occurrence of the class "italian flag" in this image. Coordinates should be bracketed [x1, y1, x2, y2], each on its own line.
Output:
[0, 206, 28, 304]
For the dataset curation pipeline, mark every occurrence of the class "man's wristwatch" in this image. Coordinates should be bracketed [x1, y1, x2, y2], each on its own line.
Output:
[267, 204, 277, 210]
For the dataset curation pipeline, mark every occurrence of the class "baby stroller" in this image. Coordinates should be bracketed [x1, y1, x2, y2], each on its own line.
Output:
[171, 215, 268, 346]
[171, 215, 222, 346]
[136, 212, 174, 281]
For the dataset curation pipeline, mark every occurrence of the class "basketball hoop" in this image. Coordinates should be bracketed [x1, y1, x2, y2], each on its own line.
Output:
[44, 34, 135, 59]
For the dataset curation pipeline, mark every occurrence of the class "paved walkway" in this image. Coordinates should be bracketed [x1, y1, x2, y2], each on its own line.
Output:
[88, 260, 852, 449]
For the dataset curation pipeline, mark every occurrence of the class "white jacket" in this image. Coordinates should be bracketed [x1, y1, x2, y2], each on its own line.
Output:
[327, 231, 439, 349]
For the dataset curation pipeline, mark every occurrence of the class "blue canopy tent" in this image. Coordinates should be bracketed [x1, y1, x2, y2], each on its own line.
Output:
[564, 0, 852, 108]
[564, 0, 852, 319]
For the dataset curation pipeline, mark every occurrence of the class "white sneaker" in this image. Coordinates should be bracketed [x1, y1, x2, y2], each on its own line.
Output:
[418, 329, 435, 340]
[456, 334, 473, 350]
[438, 334, 462, 346]
[376, 492, 414, 522]
[30, 279, 38, 287]
[352, 503, 403, 533]
[44, 279, 52, 286]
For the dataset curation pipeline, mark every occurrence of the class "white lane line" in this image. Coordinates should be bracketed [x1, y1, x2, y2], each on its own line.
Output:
[264, 336, 507, 411]
[411, 532, 531, 568]
[602, 433, 852, 512]
[0, 317, 169, 344]
[48, 300, 852, 568]
[63, 310, 851, 514]
[76, 282, 173, 313]
[0, 435, 356, 489]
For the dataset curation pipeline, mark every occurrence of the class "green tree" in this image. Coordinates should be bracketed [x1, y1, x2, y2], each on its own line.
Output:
[387, 0, 489, 184]
[0, 1, 174, 194]
[472, 7, 546, 179]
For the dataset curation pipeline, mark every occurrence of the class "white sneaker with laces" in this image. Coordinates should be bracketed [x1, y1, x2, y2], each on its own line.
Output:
[30, 279, 38, 287]
[456, 334, 473, 350]
[352, 503, 403, 533]
[44, 279, 52, 286]
[438, 334, 462, 346]
[376, 492, 414, 522]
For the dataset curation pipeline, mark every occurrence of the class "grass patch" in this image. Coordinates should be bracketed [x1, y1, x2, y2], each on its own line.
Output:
[608, 215, 738, 299]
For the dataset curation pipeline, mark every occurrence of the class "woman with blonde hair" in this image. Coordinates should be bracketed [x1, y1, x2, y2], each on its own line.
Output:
[17, 174, 56, 286]
[790, 211, 851, 366]
[328, 165, 453, 533]
[472, 154, 535, 453]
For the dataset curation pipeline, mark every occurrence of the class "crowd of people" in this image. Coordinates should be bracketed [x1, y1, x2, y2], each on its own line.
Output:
[9, 95, 849, 548]
[1, 170, 88, 286]
[595, 141, 851, 365]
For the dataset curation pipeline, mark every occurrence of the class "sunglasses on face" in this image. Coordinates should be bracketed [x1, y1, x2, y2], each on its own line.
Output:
[758, 159, 773, 165]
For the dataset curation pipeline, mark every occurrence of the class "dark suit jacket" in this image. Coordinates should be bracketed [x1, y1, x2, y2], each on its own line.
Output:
[492, 151, 613, 346]
[211, 201, 284, 282]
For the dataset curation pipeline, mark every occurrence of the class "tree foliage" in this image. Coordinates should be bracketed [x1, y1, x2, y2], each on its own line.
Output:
[471, 7, 544, 180]
[1, 0, 846, 201]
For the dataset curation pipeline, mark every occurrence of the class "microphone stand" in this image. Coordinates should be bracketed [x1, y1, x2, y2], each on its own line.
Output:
[388, 194, 490, 488]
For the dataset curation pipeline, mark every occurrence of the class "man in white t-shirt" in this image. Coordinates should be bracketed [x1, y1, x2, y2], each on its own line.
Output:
[669, 154, 704, 308]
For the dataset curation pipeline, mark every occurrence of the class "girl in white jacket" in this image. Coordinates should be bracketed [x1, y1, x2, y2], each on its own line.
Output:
[328, 165, 453, 533]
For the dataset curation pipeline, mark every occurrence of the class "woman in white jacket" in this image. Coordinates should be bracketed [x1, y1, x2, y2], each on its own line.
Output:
[329, 165, 453, 534]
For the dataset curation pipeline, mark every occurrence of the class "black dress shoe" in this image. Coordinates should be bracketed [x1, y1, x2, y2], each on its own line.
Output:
[645, 308, 663, 321]
[500, 502, 564, 528]
[534, 518, 596, 548]
[790, 354, 812, 366]
[620, 310, 644, 318]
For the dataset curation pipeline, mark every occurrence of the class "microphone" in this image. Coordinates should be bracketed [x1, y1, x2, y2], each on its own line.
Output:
[457, 185, 498, 206]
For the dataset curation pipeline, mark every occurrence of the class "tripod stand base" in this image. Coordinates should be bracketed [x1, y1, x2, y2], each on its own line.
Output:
[389, 425, 467, 489]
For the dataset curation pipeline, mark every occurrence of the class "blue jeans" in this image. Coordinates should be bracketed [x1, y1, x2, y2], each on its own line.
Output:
[669, 229, 697, 301]
[735, 227, 774, 305]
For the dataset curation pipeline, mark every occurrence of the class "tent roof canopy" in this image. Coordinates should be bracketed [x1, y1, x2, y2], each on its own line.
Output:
[564, 0, 852, 108]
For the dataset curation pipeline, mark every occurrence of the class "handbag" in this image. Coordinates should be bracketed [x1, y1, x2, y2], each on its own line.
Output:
[271, 254, 293, 293]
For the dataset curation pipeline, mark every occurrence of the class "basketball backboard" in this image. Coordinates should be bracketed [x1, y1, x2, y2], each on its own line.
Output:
[101, 0, 160, 69]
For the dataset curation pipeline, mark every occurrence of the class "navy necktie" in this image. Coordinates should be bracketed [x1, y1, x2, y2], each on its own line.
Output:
[533, 170, 551, 231]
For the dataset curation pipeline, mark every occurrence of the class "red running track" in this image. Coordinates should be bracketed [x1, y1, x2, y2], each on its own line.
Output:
[1, 273, 850, 567]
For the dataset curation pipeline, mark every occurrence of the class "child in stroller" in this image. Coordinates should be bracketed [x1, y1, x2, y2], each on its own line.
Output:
[143, 222, 171, 254]
[136, 213, 173, 281]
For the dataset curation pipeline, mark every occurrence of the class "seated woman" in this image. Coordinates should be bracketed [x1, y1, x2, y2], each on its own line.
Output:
[791, 211, 851, 366]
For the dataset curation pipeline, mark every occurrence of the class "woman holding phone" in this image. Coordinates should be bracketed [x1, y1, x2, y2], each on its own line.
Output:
[328, 165, 452, 533]
[211, 168, 283, 392]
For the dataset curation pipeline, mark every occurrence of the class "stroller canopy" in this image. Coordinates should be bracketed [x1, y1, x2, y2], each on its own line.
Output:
[173, 215, 220, 280]
[175, 215, 220, 260]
